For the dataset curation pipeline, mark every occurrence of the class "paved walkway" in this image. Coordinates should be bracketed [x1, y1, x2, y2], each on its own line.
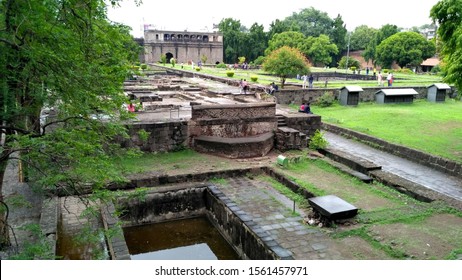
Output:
[324, 131, 462, 202]
[218, 176, 344, 260]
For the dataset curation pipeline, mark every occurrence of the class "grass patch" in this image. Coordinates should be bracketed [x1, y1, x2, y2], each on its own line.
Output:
[333, 226, 408, 259]
[114, 149, 208, 174]
[315, 100, 462, 162]
[256, 175, 309, 209]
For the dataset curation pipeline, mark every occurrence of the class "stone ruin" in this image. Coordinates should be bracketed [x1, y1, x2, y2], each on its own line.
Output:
[121, 70, 322, 157]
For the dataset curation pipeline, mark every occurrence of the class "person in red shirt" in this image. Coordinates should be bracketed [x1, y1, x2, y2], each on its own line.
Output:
[127, 102, 135, 112]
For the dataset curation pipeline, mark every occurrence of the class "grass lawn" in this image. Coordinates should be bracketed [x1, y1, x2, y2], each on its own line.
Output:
[310, 99, 462, 162]
[153, 64, 444, 88]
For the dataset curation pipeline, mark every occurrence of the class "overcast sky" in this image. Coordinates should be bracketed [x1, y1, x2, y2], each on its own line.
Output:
[107, 0, 441, 37]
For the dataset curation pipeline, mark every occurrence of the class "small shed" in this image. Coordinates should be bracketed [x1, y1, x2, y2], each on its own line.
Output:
[427, 83, 451, 102]
[375, 88, 418, 104]
[339, 86, 363, 106]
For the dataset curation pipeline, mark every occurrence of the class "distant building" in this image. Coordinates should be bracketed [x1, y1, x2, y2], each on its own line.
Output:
[140, 29, 224, 65]
[421, 57, 440, 72]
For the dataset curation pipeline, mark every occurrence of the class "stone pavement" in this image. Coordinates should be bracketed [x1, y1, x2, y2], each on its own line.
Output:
[217, 176, 344, 259]
[324, 131, 462, 202]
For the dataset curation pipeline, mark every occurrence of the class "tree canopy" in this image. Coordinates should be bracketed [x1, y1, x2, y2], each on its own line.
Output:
[350, 25, 378, 51]
[375, 32, 435, 68]
[263, 46, 310, 88]
[0, 0, 140, 252]
[431, 0, 462, 94]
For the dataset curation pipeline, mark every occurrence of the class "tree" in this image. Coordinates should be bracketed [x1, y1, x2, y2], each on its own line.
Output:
[246, 23, 268, 63]
[267, 19, 299, 40]
[350, 25, 378, 51]
[338, 56, 361, 70]
[328, 14, 347, 66]
[305, 35, 339, 67]
[265, 31, 306, 55]
[218, 18, 247, 63]
[283, 7, 333, 38]
[376, 32, 435, 68]
[263, 46, 311, 88]
[431, 0, 462, 95]
[363, 24, 399, 65]
[0, 0, 140, 255]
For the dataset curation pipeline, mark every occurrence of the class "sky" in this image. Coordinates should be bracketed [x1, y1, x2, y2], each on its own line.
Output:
[107, 0, 441, 37]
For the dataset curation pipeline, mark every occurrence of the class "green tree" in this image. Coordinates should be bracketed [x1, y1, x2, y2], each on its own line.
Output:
[263, 46, 310, 88]
[284, 7, 333, 38]
[305, 35, 339, 66]
[363, 24, 399, 65]
[265, 31, 306, 55]
[338, 56, 361, 69]
[328, 14, 347, 66]
[218, 18, 247, 63]
[0, 0, 140, 253]
[376, 32, 435, 68]
[350, 25, 378, 51]
[246, 23, 268, 63]
[431, 0, 462, 94]
[267, 19, 299, 40]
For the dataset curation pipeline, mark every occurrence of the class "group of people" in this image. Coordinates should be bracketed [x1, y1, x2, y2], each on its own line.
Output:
[301, 74, 314, 89]
[298, 102, 313, 114]
[376, 71, 394, 87]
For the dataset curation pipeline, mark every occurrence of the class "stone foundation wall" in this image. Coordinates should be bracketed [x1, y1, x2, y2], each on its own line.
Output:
[322, 123, 462, 179]
[284, 114, 322, 137]
[189, 103, 277, 139]
[119, 120, 188, 152]
[113, 184, 292, 260]
[275, 86, 429, 105]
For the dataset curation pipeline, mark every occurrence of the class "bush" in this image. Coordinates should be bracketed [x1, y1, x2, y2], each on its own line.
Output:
[250, 75, 258, 82]
[216, 62, 227, 69]
[431, 65, 441, 74]
[140, 64, 147, 70]
[309, 130, 328, 150]
[195, 67, 201, 71]
[226, 71, 234, 77]
[317, 92, 335, 107]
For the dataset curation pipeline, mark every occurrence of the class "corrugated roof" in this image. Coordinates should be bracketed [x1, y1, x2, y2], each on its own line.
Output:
[375, 89, 419, 96]
[427, 83, 451, 90]
[340, 86, 363, 92]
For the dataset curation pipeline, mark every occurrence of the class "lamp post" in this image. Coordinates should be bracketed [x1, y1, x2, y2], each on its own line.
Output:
[345, 32, 351, 74]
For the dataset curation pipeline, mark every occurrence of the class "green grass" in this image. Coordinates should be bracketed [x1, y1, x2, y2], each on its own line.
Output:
[313, 99, 462, 162]
[157, 64, 444, 88]
[115, 149, 208, 174]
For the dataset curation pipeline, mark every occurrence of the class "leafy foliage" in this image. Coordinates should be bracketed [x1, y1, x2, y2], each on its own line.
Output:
[309, 130, 329, 150]
[376, 32, 435, 68]
[431, 0, 462, 94]
[338, 56, 361, 69]
[263, 46, 311, 88]
[0, 0, 140, 251]
[317, 92, 335, 107]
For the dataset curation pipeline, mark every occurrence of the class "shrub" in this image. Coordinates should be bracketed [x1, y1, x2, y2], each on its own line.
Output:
[195, 67, 201, 71]
[309, 130, 328, 150]
[431, 64, 441, 74]
[170, 58, 176, 68]
[226, 71, 235, 77]
[140, 64, 147, 70]
[317, 92, 335, 107]
[216, 62, 227, 69]
[250, 75, 258, 82]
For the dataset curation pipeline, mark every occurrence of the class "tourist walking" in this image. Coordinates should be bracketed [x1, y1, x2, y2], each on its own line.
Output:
[308, 74, 314, 89]
[387, 72, 393, 87]
[302, 74, 308, 89]
[377, 72, 383, 86]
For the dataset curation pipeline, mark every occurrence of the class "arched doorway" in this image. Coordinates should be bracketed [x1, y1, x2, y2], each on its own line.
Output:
[166, 52, 174, 63]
